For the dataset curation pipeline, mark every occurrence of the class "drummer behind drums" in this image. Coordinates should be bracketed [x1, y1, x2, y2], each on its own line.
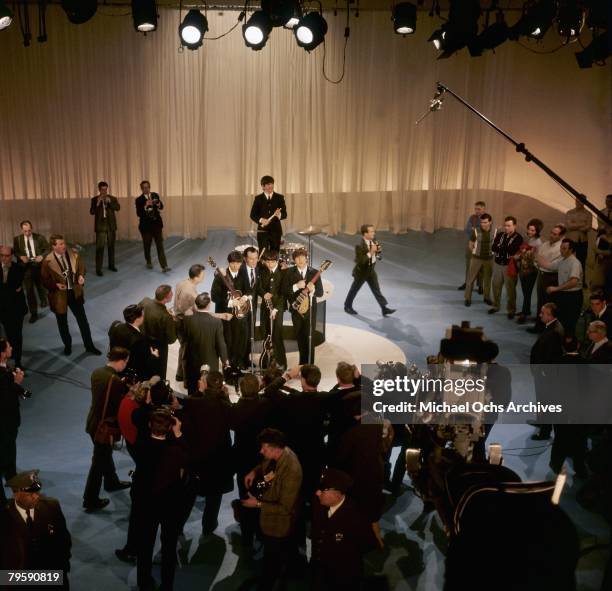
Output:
[249, 175, 287, 253]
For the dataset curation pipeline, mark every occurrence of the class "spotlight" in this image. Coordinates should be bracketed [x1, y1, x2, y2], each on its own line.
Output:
[575, 31, 611, 68]
[295, 12, 327, 51]
[0, 1, 14, 30]
[179, 9, 208, 49]
[262, 0, 301, 28]
[62, 0, 97, 25]
[469, 12, 509, 55]
[428, 27, 447, 50]
[557, 0, 581, 39]
[132, 0, 157, 33]
[242, 11, 272, 50]
[437, 0, 481, 58]
[509, 0, 556, 40]
[392, 2, 417, 35]
[283, 0, 302, 29]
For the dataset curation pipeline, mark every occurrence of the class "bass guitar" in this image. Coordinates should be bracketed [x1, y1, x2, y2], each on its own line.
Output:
[208, 256, 251, 319]
[291, 260, 332, 316]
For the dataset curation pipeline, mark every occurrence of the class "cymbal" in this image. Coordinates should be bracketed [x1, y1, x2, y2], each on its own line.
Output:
[297, 224, 328, 236]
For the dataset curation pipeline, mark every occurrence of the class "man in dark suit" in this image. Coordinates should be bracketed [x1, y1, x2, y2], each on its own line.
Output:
[0, 471, 71, 589]
[239, 246, 261, 368]
[90, 181, 120, 276]
[530, 302, 565, 441]
[344, 224, 395, 317]
[258, 250, 287, 369]
[180, 293, 229, 393]
[13, 220, 49, 322]
[588, 292, 612, 337]
[0, 246, 28, 368]
[108, 304, 159, 380]
[249, 175, 287, 253]
[40, 234, 101, 356]
[82, 347, 132, 511]
[135, 180, 170, 272]
[584, 320, 612, 363]
[139, 285, 177, 380]
[211, 251, 250, 369]
[311, 468, 378, 591]
[0, 339, 26, 505]
[283, 248, 324, 364]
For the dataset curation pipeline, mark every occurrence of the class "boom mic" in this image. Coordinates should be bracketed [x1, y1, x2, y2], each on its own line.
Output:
[415, 86, 446, 125]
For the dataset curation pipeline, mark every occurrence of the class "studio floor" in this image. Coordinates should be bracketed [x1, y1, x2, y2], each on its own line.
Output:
[12, 228, 608, 590]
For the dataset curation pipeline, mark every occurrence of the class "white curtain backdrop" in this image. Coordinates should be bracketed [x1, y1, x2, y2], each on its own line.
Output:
[0, 6, 609, 244]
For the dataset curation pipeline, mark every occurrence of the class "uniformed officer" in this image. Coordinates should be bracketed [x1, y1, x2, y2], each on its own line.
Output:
[310, 468, 378, 591]
[0, 470, 71, 589]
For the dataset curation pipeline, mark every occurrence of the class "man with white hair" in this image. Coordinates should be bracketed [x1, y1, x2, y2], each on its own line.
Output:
[585, 320, 612, 363]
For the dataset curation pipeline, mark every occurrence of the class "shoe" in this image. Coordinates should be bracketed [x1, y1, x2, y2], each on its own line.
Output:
[83, 498, 110, 512]
[382, 308, 396, 316]
[105, 480, 131, 492]
[457, 283, 466, 290]
[86, 347, 102, 356]
[344, 306, 358, 315]
[108, 267, 118, 272]
[29, 314, 38, 324]
[487, 308, 498, 315]
[507, 312, 515, 320]
[483, 298, 493, 306]
[63, 346, 72, 356]
[146, 262, 153, 269]
[530, 431, 550, 441]
[464, 301, 471, 307]
[96, 271, 103, 277]
[516, 314, 527, 325]
[526, 326, 543, 334]
[162, 267, 172, 273]
[114, 548, 136, 564]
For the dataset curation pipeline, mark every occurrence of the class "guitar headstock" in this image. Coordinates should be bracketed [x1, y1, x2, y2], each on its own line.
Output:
[320, 260, 333, 271]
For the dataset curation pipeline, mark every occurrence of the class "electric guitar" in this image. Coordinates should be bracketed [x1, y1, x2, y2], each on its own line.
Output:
[208, 256, 251, 319]
[291, 260, 332, 316]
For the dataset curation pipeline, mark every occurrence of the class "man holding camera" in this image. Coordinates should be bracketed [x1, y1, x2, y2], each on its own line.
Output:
[135, 180, 170, 272]
[90, 181, 120, 276]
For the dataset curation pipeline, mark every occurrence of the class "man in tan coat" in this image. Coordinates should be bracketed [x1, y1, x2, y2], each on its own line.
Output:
[40, 234, 101, 356]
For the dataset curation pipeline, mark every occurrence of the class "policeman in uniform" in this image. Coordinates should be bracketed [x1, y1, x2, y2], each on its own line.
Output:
[0, 470, 71, 589]
[310, 468, 378, 591]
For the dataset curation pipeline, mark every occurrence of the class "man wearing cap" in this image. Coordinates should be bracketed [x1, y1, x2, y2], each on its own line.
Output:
[0, 470, 71, 589]
[310, 468, 378, 590]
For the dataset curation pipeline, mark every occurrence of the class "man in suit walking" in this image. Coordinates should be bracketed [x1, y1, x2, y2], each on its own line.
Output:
[0, 471, 71, 589]
[40, 235, 101, 356]
[0, 246, 28, 368]
[258, 250, 287, 369]
[135, 180, 170, 272]
[90, 181, 120, 276]
[344, 224, 395, 317]
[12, 220, 49, 323]
[250, 175, 287, 253]
[283, 248, 324, 364]
[180, 293, 229, 393]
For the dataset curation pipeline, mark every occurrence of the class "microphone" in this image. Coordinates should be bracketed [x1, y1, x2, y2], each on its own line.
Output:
[415, 86, 446, 125]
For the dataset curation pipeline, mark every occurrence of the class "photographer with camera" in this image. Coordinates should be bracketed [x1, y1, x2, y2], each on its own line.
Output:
[0, 338, 28, 504]
[135, 180, 170, 273]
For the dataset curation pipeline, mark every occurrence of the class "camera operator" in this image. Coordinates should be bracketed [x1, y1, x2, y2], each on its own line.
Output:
[0, 338, 27, 504]
[130, 377, 182, 443]
[133, 409, 187, 591]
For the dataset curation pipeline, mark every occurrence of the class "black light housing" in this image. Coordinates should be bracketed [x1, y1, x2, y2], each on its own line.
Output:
[392, 2, 417, 35]
[262, 0, 300, 28]
[428, 27, 447, 51]
[509, 0, 556, 40]
[468, 12, 509, 55]
[575, 31, 611, 68]
[179, 9, 208, 49]
[0, 1, 14, 30]
[557, 0, 582, 39]
[62, 0, 97, 24]
[437, 0, 481, 59]
[295, 11, 327, 51]
[242, 11, 273, 50]
[132, 0, 157, 33]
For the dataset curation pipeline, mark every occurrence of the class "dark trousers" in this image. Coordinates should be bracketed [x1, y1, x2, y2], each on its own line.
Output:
[261, 306, 287, 367]
[95, 230, 116, 272]
[550, 425, 587, 474]
[554, 290, 584, 338]
[23, 263, 47, 315]
[259, 535, 292, 591]
[575, 241, 588, 273]
[54, 292, 95, 350]
[0, 425, 18, 504]
[83, 437, 121, 503]
[312, 562, 361, 591]
[157, 343, 169, 381]
[182, 486, 223, 534]
[243, 306, 258, 368]
[519, 270, 538, 316]
[344, 271, 388, 310]
[257, 231, 281, 254]
[0, 314, 25, 366]
[291, 307, 316, 365]
[224, 316, 247, 368]
[140, 226, 168, 269]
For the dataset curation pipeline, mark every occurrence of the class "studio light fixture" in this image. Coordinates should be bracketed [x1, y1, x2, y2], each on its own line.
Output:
[437, 0, 481, 58]
[261, 0, 300, 28]
[469, 11, 508, 55]
[509, 0, 556, 40]
[575, 31, 611, 68]
[294, 11, 327, 51]
[132, 0, 157, 33]
[557, 0, 582, 39]
[0, 1, 14, 30]
[242, 11, 272, 50]
[283, 0, 302, 29]
[392, 2, 417, 35]
[179, 9, 208, 49]
[62, 0, 97, 25]
[428, 27, 446, 50]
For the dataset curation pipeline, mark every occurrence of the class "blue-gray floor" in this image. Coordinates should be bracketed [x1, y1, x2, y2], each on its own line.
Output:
[13, 229, 608, 590]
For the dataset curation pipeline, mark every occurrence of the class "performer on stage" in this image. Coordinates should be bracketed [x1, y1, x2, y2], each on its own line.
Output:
[90, 181, 120, 276]
[258, 250, 287, 369]
[239, 246, 260, 368]
[249, 175, 287, 253]
[135, 180, 170, 273]
[344, 225, 395, 317]
[283, 248, 324, 364]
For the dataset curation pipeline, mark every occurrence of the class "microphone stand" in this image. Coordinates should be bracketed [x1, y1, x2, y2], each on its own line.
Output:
[248, 295, 256, 373]
[434, 82, 611, 229]
[307, 288, 314, 365]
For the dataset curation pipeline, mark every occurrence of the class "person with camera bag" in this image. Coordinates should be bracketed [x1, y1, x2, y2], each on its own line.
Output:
[135, 180, 170, 272]
[82, 347, 132, 512]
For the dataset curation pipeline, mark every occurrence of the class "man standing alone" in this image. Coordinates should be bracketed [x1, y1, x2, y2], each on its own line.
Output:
[90, 181, 120, 276]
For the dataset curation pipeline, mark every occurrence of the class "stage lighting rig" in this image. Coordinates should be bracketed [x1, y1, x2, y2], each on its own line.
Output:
[436, 0, 481, 59]
[509, 0, 556, 40]
[132, 0, 157, 33]
[242, 11, 273, 50]
[179, 9, 208, 49]
[557, 0, 582, 39]
[262, 0, 301, 28]
[62, 0, 97, 25]
[295, 11, 327, 51]
[468, 11, 508, 55]
[0, 1, 14, 30]
[392, 2, 417, 35]
[428, 27, 447, 50]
